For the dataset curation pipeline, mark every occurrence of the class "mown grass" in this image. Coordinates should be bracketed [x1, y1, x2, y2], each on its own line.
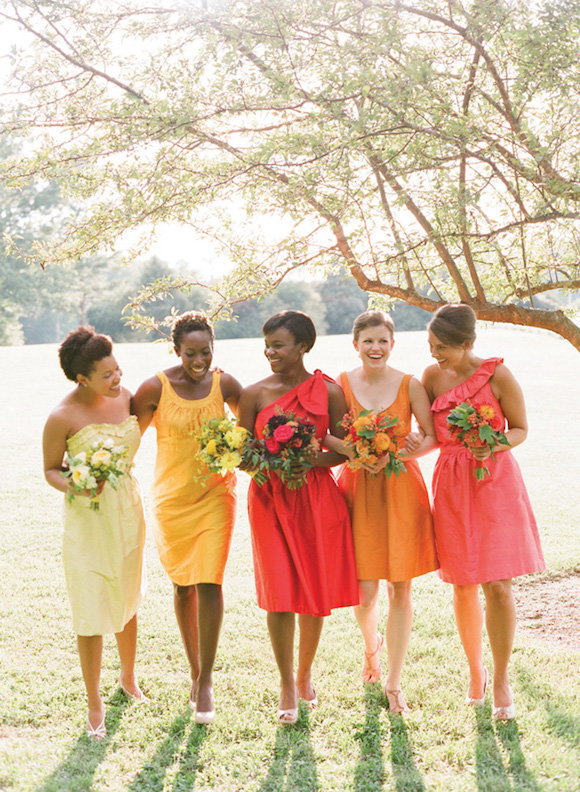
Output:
[0, 327, 578, 791]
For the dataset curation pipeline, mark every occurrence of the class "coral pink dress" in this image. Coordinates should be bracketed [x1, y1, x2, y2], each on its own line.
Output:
[431, 358, 545, 585]
[337, 373, 438, 582]
[248, 370, 359, 617]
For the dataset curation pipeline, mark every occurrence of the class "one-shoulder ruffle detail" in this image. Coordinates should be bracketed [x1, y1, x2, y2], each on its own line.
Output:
[432, 358, 503, 413]
[291, 369, 332, 417]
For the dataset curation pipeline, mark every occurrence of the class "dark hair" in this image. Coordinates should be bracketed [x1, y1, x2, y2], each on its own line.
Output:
[352, 310, 395, 341]
[428, 304, 476, 346]
[262, 310, 316, 353]
[172, 311, 215, 350]
[58, 326, 113, 382]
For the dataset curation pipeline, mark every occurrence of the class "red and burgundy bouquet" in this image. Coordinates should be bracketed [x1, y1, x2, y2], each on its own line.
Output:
[260, 408, 320, 489]
[447, 400, 509, 480]
[340, 408, 407, 477]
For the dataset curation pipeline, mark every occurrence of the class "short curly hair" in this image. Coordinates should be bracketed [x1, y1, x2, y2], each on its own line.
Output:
[262, 310, 316, 353]
[171, 311, 215, 350]
[58, 326, 113, 382]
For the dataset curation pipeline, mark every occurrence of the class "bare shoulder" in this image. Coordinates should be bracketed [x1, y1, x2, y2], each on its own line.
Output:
[490, 362, 522, 396]
[219, 371, 243, 392]
[324, 378, 344, 397]
[135, 373, 162, 397]
[43, 399, 74, 438]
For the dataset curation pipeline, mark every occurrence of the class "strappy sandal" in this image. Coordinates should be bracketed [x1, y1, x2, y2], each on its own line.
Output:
[85, 715, 106, 740]
[385, 688, 410, 715]
[362, 634, 385, 683]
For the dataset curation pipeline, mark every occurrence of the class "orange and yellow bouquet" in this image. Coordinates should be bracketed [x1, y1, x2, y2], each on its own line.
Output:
[340, 408, 407, 477]
[260, 409, 320, 490]
[447, 401, 509, 480]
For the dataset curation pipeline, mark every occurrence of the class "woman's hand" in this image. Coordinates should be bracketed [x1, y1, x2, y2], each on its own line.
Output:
[468, 444, 492, 461]
[403, 431, 423, 455]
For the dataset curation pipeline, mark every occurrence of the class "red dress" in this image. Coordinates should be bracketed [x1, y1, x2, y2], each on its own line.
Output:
[248, 370, 359, 617]
[431, 358, 545, 585]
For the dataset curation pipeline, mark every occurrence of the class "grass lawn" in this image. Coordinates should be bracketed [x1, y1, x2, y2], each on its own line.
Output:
[0, 326, 578, 792]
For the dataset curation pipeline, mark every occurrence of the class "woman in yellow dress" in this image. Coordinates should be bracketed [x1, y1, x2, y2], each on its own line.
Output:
[43, 327, 147, 740]
[132, 311, 242, 724]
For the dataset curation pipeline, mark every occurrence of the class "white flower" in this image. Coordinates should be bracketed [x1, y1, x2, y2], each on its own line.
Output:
[92, 449, 112, 467]
[72, 464, 91, 486]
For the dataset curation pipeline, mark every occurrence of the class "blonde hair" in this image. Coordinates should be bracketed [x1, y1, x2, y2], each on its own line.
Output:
[352, 310, 395, 341]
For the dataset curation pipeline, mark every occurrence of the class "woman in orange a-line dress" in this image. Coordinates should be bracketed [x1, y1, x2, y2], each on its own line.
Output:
[331, 311, 438, 714]
[423, 303, 544, 720]
[132, 311, 242, 724]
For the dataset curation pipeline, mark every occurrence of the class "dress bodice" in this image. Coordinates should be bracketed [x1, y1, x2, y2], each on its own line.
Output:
[67, 415, 141, 462]
[254, 370, 331, 441]
[431, 358, 505, 448]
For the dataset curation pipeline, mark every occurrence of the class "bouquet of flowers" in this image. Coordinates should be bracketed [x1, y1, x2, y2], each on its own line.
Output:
[196, 416, 250, 478]
[62, 438, 131, 511]
[260, 408, 320, 489]
[340, 408, 407, 477]
[447, 400, 510, 480]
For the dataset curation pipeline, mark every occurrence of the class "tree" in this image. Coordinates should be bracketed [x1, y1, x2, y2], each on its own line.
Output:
[1, 0, 580, 347]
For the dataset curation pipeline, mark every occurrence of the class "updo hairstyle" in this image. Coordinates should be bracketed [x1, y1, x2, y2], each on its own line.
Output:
[352, 310, 395, 341]
[59, 326, 113, 382]
[428, 304, 476, 347]
[262, 310, 316, 353]
[172, 311, 215, 350]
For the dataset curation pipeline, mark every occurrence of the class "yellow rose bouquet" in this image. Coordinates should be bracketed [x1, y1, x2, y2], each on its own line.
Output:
[340, 408, 407, 477]
[196, 417, 266, 484]
[62, 438, 131, 511]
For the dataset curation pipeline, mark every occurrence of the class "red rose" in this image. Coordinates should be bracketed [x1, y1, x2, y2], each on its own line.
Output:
[265, 437, 281, 453]
[273, 424, 295, 443]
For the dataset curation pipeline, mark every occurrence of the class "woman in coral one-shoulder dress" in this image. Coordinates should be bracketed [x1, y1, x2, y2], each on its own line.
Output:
[239, 310, 359, 724]
[423, 304, 544, 721]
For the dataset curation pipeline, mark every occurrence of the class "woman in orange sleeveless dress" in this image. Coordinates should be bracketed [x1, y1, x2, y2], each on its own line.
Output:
[331, 311, 438, 713]
[423, 304, 544, 720]
[132, 311, 242, 724]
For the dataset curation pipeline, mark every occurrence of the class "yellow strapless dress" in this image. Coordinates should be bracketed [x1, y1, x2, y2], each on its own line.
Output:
[150, 371, 236, 586]
[63, 415, 146, 636]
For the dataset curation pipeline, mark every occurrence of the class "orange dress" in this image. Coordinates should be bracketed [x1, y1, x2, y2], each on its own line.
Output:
[336, 373, 438, 582]
[150, 371, 236, 586]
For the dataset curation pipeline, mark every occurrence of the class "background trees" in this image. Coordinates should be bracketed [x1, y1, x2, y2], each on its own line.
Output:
[1, 0, 579, 346]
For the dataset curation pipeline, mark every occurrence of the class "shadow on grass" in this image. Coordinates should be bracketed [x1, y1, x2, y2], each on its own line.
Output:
[36, 691, 130, 792]
[474, 705, 540, 792]
[388, 710, 425, 792]
[353, 685, 385, 792]
[257, 703, 319, 792]
[517, 665, 580, 755]
[127, 710, 205, 792]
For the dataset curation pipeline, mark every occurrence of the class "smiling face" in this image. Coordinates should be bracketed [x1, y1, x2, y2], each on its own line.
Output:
[353, 323, 394, 368]
[78, 355, 122, 397]
[428, 330, 469, 370]
[263, 326, 306, 373]
[175, 330, 214, 381]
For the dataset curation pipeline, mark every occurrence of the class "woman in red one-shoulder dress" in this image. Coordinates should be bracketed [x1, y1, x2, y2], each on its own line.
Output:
[422, 304, 544, 721]
[238, 310, 359, 724]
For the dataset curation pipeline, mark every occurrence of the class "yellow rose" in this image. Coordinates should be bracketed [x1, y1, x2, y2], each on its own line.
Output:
[205, 439, 218, 456]
[225, 427, 247, 449]
[220, 451, 241, 469]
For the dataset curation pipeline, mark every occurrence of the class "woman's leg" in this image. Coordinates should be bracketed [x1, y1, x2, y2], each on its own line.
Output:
[354, 579, 382, 682]
[77, 634, 105, 732]
[384, 580, 413, 694]
[296, 614, 324, 702]
[453, 584, 487, 699]
[174, 583, 199, 702]
[482, 579, 515, 709]
[195, 583, 223, 713]
[115, 614, 145, 698]
[267, 611, 297, 716]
